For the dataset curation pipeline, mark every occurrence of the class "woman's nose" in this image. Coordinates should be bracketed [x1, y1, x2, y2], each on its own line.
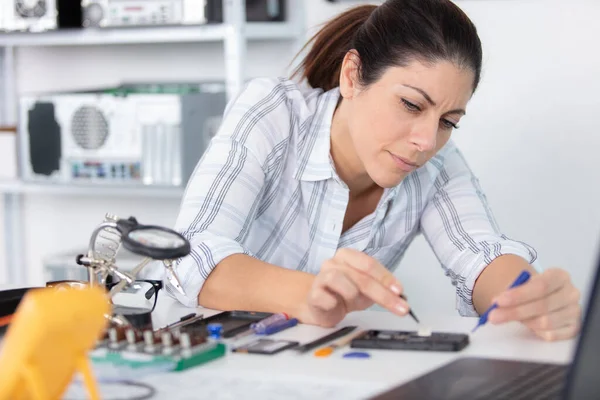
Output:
[408, 121, 438, 153]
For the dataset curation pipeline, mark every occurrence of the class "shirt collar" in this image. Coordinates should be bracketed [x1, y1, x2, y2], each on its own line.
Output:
[294, 87, 340, 182]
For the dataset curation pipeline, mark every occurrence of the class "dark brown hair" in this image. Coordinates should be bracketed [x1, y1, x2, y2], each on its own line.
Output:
[292, 0, 483, 93]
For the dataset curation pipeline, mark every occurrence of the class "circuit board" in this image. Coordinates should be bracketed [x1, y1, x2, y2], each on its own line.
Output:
[91, 316, 226, 372]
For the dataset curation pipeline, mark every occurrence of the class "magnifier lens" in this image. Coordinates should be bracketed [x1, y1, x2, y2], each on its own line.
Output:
[128, 228, 186, 249]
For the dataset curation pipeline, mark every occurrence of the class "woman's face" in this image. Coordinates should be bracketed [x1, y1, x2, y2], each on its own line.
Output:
[340, 57, 474, 188]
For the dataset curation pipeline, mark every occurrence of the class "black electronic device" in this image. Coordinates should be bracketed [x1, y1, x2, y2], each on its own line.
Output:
[294, 326, 357, 353]
[179, 311, 273, 338]
[0, 288, 35, 335]
[205, 0, 285, 23]
[232, 338, 299, 355]
[351, 330, 469, 352]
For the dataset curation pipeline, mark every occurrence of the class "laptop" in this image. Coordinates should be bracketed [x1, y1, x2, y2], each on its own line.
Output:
[370, 255, 600, 400]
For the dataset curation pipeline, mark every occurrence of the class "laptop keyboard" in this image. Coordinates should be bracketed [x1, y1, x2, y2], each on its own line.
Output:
[472, 363, 567, 400]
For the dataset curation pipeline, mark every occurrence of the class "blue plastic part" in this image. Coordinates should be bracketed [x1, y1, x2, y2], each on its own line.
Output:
[207, 322, 223, 339]
[343, 351, 371, 359]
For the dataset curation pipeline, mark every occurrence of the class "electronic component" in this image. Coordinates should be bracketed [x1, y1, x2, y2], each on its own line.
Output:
[0, 0, 82, 32]
[205, 0, 285, 23]
[417, 327, 432, 337]
[232, 338, 299, 355]
[94, 324, 226, 371]
[178, 310, 273, 338]
[18, 82, 226, 187]
[350, 330, 470, 352]
[0, 0, 57, 32]
[82, 0, 206, 28]
[294, 326, 357, 353]
[207, 323, 223, 339]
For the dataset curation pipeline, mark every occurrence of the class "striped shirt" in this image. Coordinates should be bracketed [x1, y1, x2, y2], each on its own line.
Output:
[164, 77, 537, 316]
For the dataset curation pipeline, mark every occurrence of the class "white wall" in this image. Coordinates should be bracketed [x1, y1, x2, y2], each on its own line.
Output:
[2, 0, 599, 316]
[400, 0, 600, 314]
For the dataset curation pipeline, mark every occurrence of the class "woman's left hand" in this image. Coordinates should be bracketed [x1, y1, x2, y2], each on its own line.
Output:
[488, 268, 582, 341]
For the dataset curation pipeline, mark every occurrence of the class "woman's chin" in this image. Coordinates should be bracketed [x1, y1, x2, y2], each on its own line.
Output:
[371, 170, 408, 189]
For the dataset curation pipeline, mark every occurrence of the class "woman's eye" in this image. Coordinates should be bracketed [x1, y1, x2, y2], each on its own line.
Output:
[441, 119, 459, 130]
[401, 99, 421, 112]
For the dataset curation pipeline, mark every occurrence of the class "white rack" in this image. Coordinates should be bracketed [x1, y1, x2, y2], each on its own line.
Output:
[0, 0, 305, 286]
[0, 180, 184, 198]
[0, 22, 300, 47]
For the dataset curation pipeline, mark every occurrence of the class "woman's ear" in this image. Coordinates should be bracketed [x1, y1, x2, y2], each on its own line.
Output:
[339, 50, 361, 99]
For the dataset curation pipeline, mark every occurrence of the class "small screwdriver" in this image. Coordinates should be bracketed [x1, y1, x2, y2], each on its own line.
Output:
[400, 294, 420, 324]
[234, 313, 290, 339]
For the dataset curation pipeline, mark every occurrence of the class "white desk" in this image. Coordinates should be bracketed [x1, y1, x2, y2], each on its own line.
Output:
[0, 286, 578, 399]
[142, 295, 578, 399]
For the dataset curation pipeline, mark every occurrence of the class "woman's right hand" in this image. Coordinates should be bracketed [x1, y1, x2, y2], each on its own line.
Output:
[297, 248, 410, 327]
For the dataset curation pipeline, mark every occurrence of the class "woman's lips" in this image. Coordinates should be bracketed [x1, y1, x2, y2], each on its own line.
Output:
[390, 152, 419, 173]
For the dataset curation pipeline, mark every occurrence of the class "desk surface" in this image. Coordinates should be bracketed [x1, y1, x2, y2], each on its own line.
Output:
[0, 286, 579, 399]
[144, 295, 578, 399]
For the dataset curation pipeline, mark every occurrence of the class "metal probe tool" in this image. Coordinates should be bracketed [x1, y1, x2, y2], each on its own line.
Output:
[400, 294, 432, 337]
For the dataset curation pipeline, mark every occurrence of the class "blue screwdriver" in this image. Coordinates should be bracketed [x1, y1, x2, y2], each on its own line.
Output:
[472, 270, 531, 333]
[234, 313, 290, 339]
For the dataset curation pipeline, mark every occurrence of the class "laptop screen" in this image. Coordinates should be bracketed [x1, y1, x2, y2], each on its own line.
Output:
[563, 255, 600, 399]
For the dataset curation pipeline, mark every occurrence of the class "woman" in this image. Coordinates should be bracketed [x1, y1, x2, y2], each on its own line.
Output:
[166, 0, 581, 341]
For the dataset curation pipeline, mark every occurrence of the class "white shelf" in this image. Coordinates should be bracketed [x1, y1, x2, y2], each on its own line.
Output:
[0, 180, 184, 198]
[0, 22, 301, 47]
[0, 0, 306, 286]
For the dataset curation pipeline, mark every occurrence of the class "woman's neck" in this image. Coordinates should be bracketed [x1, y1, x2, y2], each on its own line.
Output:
[329, 98, 377, 197]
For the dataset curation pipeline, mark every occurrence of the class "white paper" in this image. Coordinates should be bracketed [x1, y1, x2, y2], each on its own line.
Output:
[137, 369, 385, 400]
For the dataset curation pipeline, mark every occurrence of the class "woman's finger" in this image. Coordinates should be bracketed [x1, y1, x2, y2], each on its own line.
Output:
[352, 293, 374, 311]
[335, 262, 408, 316]
[320, 267, 361, 307]
[490, 284, 580, 323]
[494, 268, 572, 307]
[523, 304, 582, 332]
[334, 248, 403, 294]
[308, 283, 340, 312]
[533, 322, 581, 342]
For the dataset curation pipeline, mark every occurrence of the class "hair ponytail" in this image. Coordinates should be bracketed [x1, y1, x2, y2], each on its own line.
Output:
[292, 5, 376, 92]
[291, 0, 483, 94]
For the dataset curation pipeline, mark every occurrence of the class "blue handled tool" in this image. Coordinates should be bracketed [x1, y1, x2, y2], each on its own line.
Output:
[472, 270, 532, 333]
[258, 318, 299, 335]
[233, 313, 290, 339]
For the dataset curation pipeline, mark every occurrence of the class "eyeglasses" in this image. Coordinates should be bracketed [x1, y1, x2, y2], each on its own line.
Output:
[106, 279, 163, 314]
[45, 279, 163, 314]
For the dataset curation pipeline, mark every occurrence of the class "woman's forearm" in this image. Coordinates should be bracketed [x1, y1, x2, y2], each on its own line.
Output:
[198, 253, 315, 318]
[472, 254, 538, 315]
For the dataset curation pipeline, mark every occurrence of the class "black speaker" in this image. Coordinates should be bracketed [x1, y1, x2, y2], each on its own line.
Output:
[57, 0, 83, 29]
[205, 0, 286, 23]
[27, 102, 61, 176]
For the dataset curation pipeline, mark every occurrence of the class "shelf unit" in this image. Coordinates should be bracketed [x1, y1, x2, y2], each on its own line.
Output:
[0, 180, 184, 198]
[0, 0, 306, 286]
[0, 22, 301, 47]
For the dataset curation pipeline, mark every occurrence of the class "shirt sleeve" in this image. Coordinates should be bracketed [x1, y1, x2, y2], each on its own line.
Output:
[164, 78, 290, 307]
[420, 142, 539, 317]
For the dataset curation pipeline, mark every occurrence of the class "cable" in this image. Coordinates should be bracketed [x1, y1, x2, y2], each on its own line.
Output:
[64, 379, 156, 400]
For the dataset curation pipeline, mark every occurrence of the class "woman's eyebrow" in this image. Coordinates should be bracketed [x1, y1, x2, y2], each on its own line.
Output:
[403, 84, 436, 106]
[402, 84, 466, 116]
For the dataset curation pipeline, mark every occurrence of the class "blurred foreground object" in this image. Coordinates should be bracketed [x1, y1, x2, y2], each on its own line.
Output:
[0, 286, 110, 400]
